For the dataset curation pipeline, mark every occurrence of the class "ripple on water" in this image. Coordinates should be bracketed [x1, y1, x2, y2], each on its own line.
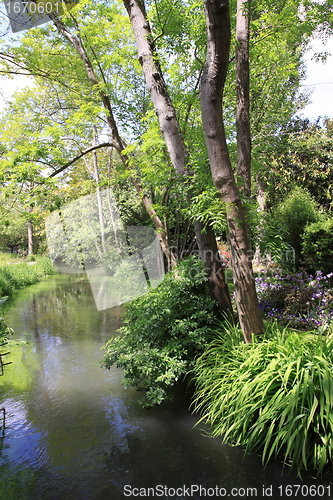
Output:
[0, 398, 48, 469]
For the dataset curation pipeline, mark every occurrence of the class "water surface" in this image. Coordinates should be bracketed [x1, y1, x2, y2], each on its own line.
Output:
[0, 274, 332, 499]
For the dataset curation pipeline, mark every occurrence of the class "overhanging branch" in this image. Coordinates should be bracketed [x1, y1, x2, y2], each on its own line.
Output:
[49, 142, 115, 178]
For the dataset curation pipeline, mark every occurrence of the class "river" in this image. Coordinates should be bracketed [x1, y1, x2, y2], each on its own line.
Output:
[0, 274, 332, 499]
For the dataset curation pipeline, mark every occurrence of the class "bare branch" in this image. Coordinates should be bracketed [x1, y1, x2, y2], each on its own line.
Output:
[49, 142, 115, 178]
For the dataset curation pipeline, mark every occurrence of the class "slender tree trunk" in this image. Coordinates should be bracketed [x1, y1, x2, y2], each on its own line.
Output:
[236, 0, 251, 198]
[201, 0, 263, 342]
[107, 150, 124, 255]
[27, 220, 33, 256]
[49, 14, 175, 268]
[123, 0, 233, 318]
[253, 175, 267, 267]
[236, 0, 253, 250]
[85, 213, 103, 261]
[92, 128, 106, 253]
[123, 0, 188, 177]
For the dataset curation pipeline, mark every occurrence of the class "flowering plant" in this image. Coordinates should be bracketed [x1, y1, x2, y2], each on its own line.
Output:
[255, 270, 333, 330]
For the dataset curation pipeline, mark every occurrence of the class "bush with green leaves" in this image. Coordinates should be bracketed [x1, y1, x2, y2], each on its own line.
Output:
[102, 256, 219, 407]
[193, 323, 333, 476]
[302, 218, 333, 275]
[261, 187, 321, 269]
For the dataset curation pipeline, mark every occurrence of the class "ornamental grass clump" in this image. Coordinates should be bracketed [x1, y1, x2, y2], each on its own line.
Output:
[193, 324, 333, 477]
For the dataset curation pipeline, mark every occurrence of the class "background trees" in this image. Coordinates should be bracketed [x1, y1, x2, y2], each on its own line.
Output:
[260, 118, 333, 211]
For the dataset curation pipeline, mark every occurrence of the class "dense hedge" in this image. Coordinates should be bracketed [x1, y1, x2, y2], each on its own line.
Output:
[302, 218, 333, 275]
[261, 187, 321, 269]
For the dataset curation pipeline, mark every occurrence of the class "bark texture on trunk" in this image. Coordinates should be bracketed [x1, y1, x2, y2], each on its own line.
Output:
[236, 0, 252, 250]
[122, 0, 188, 177]
[236, 0, 251, 198]
[201, 0, 263, 342]
[50, 14, 175, 268]
[194, 222, 233, 319]
[123, 0, 233, 317]
[253, 176, 267, 267]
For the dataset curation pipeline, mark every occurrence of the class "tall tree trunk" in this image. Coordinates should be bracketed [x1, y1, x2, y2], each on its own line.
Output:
[107, 150, 124, 256]
[236, 0, 253, 251]
[123, 0, 233, 318]
[194, 222, 231, 316]
[201, 0, 263, 342]
[49, 14, 175, 269]
[123, 0, 188, 177]
[92, 128, 106, 254]
[27, 220, 33, 256]
[236, 0, 251, 198]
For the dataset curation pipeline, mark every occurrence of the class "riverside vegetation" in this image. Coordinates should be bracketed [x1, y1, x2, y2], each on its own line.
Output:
[0, 253, 55, 381]
[103, 252, 333, 477]
[0, 254, 55, 299]
[193, 324, 333, 478]
[102, 256, 219, 408]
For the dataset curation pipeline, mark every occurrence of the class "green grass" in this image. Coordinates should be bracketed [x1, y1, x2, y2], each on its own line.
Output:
[0, 253, 23, 265]
[192, 322, 333, 477]
[0, 255, 55, 299]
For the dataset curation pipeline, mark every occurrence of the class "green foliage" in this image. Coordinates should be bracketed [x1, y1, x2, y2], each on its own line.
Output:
[261, 187, 321, 268]
[0, 256, 55, 299]
[102, 256, 218, 407]
[190, 187, 227, 234]
[0, 216, 28, 253]
[261, 119, 333, 211]
[302, 218, 333, 275]
[33, 256, 56, 276]
[193, 324, 333, 476]
[0, 254, 22, 265]
[0, 0, 328, 272]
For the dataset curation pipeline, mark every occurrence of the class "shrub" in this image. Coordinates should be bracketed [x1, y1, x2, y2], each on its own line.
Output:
[102, 256, 219, 407]
[302, 218, 333, 275]
[261, 187, 321, 269]
[193, 324, 333, 476]
[34, 256, 56, 277]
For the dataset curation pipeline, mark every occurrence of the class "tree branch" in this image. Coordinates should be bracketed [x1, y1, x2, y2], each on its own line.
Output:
[49, 142, 115, 178]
